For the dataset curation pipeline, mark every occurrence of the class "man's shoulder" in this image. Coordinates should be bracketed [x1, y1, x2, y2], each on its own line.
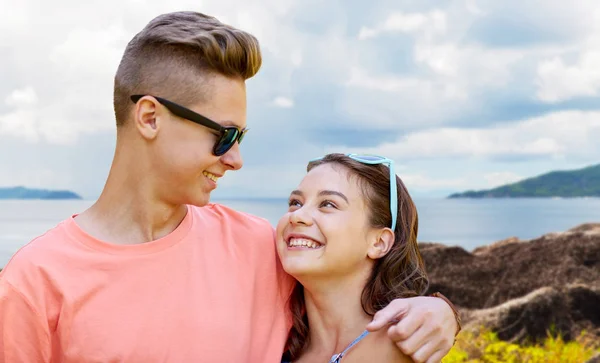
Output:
[189, 203, 276, 247]
[0, 218, 71, 288]
[191, 203, 274, 230]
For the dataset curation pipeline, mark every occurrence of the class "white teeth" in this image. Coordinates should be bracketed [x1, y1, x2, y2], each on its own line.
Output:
[203, 171, 219, 182]
[288, 238, 322, 249]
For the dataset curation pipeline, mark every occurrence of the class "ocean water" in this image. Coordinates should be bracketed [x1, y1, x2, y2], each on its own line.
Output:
[1, 198, 600, 268]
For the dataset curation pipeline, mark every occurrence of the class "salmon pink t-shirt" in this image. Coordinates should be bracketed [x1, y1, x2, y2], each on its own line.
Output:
[0, 203, 295, 363]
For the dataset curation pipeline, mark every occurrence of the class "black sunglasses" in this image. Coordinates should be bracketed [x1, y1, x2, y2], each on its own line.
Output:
[130, 95, 248, 156]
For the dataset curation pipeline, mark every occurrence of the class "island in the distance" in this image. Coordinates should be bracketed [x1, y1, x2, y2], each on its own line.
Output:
[0, 186, 82, 200]
[448, 163, 600, 198]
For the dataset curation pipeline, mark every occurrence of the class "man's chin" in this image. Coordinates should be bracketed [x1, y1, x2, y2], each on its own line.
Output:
[183, 191, 212, 208]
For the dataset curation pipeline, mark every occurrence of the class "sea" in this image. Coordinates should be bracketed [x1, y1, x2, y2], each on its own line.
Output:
[1, 198, 600, 268]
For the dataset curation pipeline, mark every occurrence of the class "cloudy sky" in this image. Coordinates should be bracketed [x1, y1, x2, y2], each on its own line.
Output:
[1, 0, 599, 199]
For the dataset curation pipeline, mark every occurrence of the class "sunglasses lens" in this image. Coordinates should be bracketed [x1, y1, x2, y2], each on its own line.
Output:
[351, 155, 386, 162]
[213, 128, 239, 156]
[237, 129, 247, 145]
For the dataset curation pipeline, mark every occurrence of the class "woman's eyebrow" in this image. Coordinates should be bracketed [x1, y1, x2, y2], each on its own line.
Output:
[290, 190, 349, 203]
[318, 190, 348, 203]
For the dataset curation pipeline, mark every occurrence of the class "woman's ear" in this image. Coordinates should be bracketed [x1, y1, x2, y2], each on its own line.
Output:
[367, 228, 395, 259]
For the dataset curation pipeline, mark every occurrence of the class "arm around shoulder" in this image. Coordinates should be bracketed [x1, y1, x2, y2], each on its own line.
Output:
[366, 329, 414, 363]
[0, 278, 52, 362]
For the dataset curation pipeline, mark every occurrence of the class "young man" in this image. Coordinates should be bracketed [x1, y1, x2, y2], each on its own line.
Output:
[0, 11, 459, 363]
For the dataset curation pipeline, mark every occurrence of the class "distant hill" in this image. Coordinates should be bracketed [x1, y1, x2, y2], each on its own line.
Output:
[0, 186, 82, 200]
[448, 163, 600, 198]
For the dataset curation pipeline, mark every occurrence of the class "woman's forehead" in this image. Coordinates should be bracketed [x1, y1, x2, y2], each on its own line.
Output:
[299, 164, 361, 195]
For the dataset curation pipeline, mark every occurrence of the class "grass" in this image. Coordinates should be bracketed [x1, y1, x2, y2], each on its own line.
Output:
[443, 326, 600, 363]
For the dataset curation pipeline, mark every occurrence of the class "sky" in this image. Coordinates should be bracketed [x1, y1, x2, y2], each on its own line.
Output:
[1, 0, 599, 199]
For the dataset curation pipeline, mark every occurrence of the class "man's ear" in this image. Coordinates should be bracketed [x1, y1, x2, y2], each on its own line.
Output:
[133, 96, 161, 140]
[367, 228, 395, 260]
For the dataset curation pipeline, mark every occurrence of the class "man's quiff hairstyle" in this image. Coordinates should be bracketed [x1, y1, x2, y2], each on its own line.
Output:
[113, 11, 262, 126]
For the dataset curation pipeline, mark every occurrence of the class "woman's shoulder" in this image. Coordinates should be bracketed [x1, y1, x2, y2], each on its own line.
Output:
[281, 331, 412, 363]
[349, 329, 413, 363]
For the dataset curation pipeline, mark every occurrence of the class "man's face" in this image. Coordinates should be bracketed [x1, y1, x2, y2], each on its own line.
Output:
[145, 74, 248, 207]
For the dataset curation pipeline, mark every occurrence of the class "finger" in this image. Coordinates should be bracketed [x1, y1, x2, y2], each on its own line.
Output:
[386, 308, 425, 343]
[366, 299, 410, 331]
[392, 319, 434, 356]
[411, 341, 441, 363]
[424, 348, 446, 363]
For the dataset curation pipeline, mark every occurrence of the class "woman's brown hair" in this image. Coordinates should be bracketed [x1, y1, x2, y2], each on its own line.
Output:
[283, 153, 429, 361]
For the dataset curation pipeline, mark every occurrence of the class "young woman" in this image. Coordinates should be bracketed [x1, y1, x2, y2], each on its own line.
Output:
[277, 153, 430, 363]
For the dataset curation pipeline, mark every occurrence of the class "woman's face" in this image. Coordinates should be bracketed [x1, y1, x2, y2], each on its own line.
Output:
[276, 163, 380, 281]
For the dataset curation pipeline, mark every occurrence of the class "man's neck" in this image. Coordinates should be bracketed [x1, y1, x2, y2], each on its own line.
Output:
[74, 146, 188, 245]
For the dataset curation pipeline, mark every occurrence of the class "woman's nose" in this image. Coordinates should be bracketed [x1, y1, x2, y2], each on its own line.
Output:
[290, 207, 313, 226]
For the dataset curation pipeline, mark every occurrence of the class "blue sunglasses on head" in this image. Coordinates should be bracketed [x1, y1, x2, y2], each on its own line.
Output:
[310, 153, 397, 231]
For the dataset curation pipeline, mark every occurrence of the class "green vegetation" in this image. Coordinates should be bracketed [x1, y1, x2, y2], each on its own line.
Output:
[0, 186, 82, 200]
[444, 326, 599, 363]
[449, 163, 600, 198]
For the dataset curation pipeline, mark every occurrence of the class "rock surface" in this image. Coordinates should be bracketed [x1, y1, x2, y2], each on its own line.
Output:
[420, 223, 600, 343]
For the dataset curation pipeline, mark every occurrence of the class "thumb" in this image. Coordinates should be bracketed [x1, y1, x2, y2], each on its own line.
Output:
[366, 299, 409, 332]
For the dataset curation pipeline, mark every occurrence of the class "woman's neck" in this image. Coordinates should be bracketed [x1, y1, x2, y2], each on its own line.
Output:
[300, 272, 373, 359]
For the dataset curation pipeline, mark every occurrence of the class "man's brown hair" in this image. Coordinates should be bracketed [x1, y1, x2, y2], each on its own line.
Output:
[113, 11, 262, 126]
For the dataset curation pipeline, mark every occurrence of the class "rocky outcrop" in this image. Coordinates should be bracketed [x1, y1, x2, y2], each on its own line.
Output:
[459, 284, 600, 342]
[419, 223, 600, 343]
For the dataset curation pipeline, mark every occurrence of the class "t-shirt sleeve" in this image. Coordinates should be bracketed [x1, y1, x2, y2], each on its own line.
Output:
[0, 278, 52, 363]
[271, 226, 296, 301]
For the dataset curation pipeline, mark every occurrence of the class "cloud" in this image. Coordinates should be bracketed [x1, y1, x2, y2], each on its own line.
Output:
[327, 110, 600, 162]
[536, 51, 600, 102]
[357, 10, 447, 40]
[5, 87, 37, 107]
[272, 96, 294, 108]
[464, 0, 598, 47]
[0, 108, 39, 142]
[214, 163, 307, 198]
[0, 7, 129, 144]
[400, 173, 468, 190]
[0, 0, 302, 145]
[533, 5, 600, 102]
[1, 0, 600, 197]
[0, 130, 114, 197]
[483, 171, 523, 188]
[339, 67, 470, 130]
[0, 168, 70, 190]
